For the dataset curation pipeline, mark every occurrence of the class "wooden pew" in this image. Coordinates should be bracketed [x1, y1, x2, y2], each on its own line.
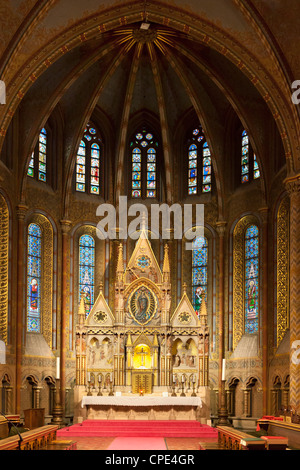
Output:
[42, 440, 77, 450]
[261, 436, 288, 450]
[0, 425, 58, 450]
[217, 426, 266, 450]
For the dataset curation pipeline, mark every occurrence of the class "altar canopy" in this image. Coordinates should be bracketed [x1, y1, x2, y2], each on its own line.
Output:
[74, 229, 210, 421]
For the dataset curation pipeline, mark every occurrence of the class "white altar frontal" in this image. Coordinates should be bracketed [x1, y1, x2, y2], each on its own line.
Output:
[74, 230, 210, 423]
[80, 395, 204, 421]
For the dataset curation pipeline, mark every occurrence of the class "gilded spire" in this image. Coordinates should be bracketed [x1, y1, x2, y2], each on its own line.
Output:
[78, 291, 86, 324]
[163, 244, 170, 274]
[199, 292, 207, 325]
[126, 333, 133, 346]
[117, 242, 124, 274]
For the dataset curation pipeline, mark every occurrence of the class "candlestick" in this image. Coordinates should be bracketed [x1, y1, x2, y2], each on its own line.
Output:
[222, 359, 226, 381]
[56, 357, 60, 379]
[51, 378, 64, 427]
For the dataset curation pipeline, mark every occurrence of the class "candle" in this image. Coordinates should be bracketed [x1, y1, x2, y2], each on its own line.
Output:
[181, 375, 185, 383]
[88, 372, 91, 382]
[98, 375, 102, 383]
[222, 359, 226, 381]
[193, 374, 196, 383]
[56, 357, 60, 379]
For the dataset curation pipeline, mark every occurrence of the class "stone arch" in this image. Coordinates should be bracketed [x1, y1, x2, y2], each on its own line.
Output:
[24, 211, 54, 348]
[0, 1, 298, 181]
[231, 214, 262, 350]
[0, 192, 10, 345]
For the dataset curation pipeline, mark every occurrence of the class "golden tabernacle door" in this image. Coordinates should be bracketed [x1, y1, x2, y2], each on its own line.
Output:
[132, 370, 153, 394]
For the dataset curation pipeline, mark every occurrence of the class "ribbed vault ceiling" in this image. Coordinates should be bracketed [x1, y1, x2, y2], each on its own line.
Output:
[3, 16, 286, 216]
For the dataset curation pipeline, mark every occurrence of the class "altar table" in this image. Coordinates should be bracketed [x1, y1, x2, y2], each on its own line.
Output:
[81, 396, 202, 420]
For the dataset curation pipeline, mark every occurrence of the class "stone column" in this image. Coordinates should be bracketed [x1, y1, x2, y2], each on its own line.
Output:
[33, 387, 41, 409]
[16, 204, 28, 414]
[285, 175, 300, 409]
[259, 207, 269, 415]
[216, 221, 228, 423]
[271, 389, 277, 415]
[217, 222, 226, 384]
[243, 388, 251, 417]
[60, 220, 72, 414]
[282, 388, 289, 410]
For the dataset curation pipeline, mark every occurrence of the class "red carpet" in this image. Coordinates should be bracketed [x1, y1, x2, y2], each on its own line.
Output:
[57, 420, 218, 438]
[107, 437, 167, 450]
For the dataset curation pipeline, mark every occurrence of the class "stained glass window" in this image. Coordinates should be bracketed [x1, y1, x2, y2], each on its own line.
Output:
[130, 129, 158, 198]
[241, 130, 249, 183]
[253, 154, 260, 180]
[241, 130, 260, 183]
[79, 235, 95, 317]
[76, 140, 86, 192]
[28, 153, 35, 178]
[75, 123, 102, 195]
[245, 225, 259, 334]
[202, 142, 212, 193]
[192, 236, 208, 313]
[188, 126, 211, 195]
[27, 223, 42, 333]
[188, 144, 198, 195]
[28, 128, 47, 182]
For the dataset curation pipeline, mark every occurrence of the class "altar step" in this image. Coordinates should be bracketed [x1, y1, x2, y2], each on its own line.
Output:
[57, 420, 218, 438]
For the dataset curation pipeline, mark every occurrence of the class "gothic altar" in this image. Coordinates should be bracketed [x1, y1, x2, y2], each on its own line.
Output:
[74, 230, 210, 422]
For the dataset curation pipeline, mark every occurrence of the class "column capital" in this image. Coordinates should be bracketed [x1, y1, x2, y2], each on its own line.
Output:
[60, 219, 72, 234]
[284, 174, 300, 194]
[16, 204, 28, 220]
[216, 221, 227, 237]
[258, 207, 269, 223]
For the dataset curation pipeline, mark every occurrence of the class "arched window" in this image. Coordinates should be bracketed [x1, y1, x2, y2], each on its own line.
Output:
[187, 126, 212, 195]
[27, 223, 42, 333]
[130, 129, 158, 198]
[241, 130, 260, 184]
[192, 236, 208, 313]
[75, 123, 102, 195]
[28, 128, 47, 182]
[245, 225, 259, 334]
[79, 235, 95, 316]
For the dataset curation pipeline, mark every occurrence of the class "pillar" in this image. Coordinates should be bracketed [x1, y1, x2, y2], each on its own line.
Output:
[60, 220, 71, 414]
[285, 175, 300, 409]
[216, 221, 227, 421]
[243, 388, 251, 417]
[259, 207, 269, 415]
[15, 204, 28, 414]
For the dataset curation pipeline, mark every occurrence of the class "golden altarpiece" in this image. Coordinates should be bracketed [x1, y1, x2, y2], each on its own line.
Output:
[74, 231, 210, 422]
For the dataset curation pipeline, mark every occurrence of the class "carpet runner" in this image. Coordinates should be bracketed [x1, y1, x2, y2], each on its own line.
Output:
[57, 420, 218, 438]
[107, 437, 167, 450]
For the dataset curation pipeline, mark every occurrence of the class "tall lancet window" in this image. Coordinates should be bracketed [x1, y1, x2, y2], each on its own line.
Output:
[187, 126, 212, 195]
[192, 236, 208, 313]
[79, 234, 95, 316]
[28, 128, 47, 182]
[130, 129, 158, 199]
[241, 130, 260, 183]
[27, 224, 42, 333]
[75, 123, 102, 195]
[245, 225, 259, 334]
